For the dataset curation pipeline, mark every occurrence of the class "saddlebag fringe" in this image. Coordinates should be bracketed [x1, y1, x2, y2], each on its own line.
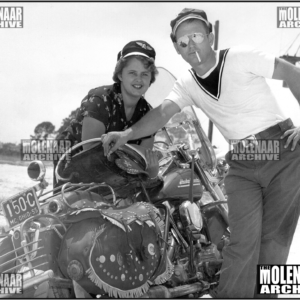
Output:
[101, 214, 126, 232]
[152, 256, 174, 285]
[154, 214, 165, 235]
[145, 220, 155, 228]
[86, 223, 152, 298]
[86, 264, 150, 298]
[86, 202, 171, 298]
[151, 206, 165, 234]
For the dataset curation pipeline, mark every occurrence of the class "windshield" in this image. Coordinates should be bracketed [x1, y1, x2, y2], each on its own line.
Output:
[145, 67, 217, 171]
[154, 106, 217, 171]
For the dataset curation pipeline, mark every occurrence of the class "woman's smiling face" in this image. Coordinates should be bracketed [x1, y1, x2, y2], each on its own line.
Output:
[118, 57, 152, 101]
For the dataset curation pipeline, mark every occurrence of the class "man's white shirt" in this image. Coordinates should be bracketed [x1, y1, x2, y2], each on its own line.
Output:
[166, 45, 285, 141]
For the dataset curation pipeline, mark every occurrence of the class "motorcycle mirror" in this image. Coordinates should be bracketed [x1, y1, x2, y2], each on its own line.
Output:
[27, 160, 46, 181]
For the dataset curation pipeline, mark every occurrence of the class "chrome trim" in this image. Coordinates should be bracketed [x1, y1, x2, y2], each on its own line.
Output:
[48, 199, 63, 214]
[179, 200, 203, 231]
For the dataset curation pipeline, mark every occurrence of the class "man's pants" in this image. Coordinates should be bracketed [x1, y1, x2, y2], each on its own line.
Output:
[217, 120, 300, 298]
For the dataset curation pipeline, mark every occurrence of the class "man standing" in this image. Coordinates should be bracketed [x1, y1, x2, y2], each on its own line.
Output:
[102, 8, 300, 298]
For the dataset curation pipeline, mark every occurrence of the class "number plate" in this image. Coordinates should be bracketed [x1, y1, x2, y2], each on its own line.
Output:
[1, 188, 41, 229]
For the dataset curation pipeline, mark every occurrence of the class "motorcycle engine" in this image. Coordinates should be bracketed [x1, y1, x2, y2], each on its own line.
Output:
[166, 197, 223, 288]
[195, 243, 222, 278]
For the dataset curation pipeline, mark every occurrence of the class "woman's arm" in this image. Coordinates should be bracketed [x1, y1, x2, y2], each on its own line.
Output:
[102, 100, 180, 155]
[82, 117, 106, 150]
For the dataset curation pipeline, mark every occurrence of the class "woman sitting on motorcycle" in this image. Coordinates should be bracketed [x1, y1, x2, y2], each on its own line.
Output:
[54, 40, 159, 186]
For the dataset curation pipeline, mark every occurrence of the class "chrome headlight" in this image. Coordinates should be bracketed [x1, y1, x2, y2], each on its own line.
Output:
[27, 160, 46, 181]
[179, 200, 203, 231]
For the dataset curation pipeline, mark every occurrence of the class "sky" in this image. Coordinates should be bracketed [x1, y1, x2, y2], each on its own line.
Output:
[1, 2, 300, 151]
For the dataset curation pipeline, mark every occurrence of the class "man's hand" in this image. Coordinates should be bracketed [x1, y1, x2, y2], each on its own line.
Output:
[101, 101, 180, 157]
[101, 130, 132, 156]
[281, 126, 300, 151]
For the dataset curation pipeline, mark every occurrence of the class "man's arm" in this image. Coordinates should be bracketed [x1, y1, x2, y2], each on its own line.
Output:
[102, 100, 180, 155]
[272, 57, 300, 103]
[272, 57, 300, 151]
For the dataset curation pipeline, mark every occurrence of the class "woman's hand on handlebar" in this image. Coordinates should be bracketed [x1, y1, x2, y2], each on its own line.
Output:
[145, 149, 159, 179]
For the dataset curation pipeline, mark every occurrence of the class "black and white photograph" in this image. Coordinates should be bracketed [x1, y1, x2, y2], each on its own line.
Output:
[0, 2, 300, 298]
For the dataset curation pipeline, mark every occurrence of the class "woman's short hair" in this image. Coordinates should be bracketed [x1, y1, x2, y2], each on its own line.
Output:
[112, 55, 158, 85]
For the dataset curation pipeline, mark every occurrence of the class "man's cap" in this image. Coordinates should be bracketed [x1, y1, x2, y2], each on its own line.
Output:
[170, 8, 212, 41]
[117, 40, 156, 61]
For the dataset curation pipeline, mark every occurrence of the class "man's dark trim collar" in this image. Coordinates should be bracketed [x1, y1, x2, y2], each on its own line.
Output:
[189, 48, 229, 101]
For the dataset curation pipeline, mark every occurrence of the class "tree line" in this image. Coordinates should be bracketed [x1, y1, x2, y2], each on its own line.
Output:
[0, 108, 78, 157]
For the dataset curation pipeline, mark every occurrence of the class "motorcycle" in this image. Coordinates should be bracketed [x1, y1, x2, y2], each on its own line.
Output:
[0, 105, 229, 298]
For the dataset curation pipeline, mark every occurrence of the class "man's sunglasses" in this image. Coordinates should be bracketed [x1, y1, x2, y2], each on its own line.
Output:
[177, 33, 208, 48]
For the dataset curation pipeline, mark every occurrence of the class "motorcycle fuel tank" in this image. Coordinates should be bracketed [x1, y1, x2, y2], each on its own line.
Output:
[152, 168, 203, 201]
